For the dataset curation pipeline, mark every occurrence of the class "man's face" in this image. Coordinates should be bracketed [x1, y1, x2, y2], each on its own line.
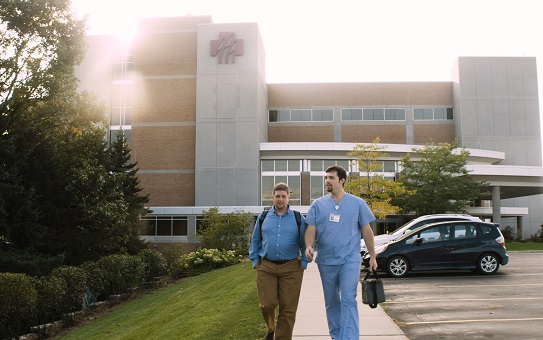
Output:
[325, 171, 343, 193]
[272, 190, 290, 211]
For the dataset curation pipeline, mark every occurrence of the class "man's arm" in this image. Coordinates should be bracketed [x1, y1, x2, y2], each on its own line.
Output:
[304, 225, 316, 261]
[361, 224, 378, 272]
[248, 217, 263, 268]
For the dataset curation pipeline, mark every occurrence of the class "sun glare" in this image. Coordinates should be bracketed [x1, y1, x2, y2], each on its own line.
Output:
[72, 0, 140, 42]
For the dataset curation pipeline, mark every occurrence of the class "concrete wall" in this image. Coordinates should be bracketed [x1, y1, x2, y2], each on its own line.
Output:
[453, 56, 543, 238]
[453, 57, 541, 166]
[195, 23, 266, 206]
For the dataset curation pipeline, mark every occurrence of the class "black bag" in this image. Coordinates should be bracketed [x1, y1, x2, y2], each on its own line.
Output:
[361, 270, 386, 308]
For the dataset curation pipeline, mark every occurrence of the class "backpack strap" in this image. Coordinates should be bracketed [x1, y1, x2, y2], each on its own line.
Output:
[258, 210, 269, 236]
[293, 210, 302, 229]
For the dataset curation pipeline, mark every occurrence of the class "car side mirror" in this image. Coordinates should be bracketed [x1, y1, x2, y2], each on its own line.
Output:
[404, 229, 411, 234]
[414, 237, 423, 245]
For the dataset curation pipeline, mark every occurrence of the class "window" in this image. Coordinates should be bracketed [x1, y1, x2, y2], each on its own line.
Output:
[413, 108, 454, 120]
[420, 225, 451, 242]
[364, 108, 384, 120]
[383, 160, 396, 172]
[313, 109, 333, 121]
[261, 160, 274, 171]
[308, 160, 351, 202]
[341, 108, 405, 121]
[453, 223, 478, 239]
[385, 108, 406, 120]
[268, 109, 333, 122]
[310, 160, 350, 172]
[109, 54, 133, 147]
[261, 160, 302, 206]
[310, 175, 324, 200]
[141, 216, 188, 236]
[109, 129, 131, 145]
[196, 216, 206, 233]
[366, 160, 397, 173]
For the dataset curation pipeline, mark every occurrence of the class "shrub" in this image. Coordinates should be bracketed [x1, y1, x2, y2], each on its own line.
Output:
[161, 245, 184, 274]
[171, 248, 242, 278]
[195, 208, 254, 255]
[97, 254, 146, 296]
[49, 266, 88, 313]
[138, 248, 167, 281]
[0, 273, 38, 339]
[35, 275, 67, 326]
[528, 225, 543, 242]
[0, 247, 65, 276]
[502, 226, 515, 241]
[80, 260, 109, 302]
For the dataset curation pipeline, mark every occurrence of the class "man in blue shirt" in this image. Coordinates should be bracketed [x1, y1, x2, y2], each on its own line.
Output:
[249, 182, 308, 340]
[305, 165, 377, 340]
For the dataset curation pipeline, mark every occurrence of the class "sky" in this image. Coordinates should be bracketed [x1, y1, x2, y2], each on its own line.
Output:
[71, 0, 543, 129]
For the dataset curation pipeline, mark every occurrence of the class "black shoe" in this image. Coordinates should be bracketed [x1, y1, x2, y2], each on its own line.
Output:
[265, 331, 274, 340]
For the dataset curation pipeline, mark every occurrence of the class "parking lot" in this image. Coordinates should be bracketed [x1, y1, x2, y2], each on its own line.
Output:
[380, 251, 543, 339]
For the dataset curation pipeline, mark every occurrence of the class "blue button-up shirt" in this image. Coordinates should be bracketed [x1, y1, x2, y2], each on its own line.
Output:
[249, 207, 308, 269]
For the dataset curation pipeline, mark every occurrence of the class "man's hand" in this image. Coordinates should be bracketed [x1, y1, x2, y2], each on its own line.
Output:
[367, 256, 378, 272]
[305, 245, 314, 261]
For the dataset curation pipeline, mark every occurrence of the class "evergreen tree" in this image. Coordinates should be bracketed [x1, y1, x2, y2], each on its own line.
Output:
[107, 130, 150, 253]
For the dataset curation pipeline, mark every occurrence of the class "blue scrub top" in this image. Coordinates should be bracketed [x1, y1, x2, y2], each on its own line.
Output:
[305, 193, 375, 265]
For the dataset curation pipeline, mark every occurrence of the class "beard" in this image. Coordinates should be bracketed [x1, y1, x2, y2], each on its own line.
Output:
[326, 185, 333, 192]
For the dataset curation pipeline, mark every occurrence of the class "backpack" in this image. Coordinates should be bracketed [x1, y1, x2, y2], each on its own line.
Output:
[258, 209, 302, 235]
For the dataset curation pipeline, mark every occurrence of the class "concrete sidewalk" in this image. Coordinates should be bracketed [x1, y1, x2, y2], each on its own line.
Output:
[293, 263, 408, 339]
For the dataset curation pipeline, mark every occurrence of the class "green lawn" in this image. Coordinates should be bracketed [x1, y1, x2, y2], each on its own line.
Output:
[506, 241, 543, 251]
[55, 244, 542, 339]
[58, 262, 265, 340]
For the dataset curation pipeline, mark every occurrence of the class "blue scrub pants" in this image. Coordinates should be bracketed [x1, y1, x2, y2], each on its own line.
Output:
[317, 262, 361, 340]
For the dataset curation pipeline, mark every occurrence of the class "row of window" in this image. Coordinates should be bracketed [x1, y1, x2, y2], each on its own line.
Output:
[260, 159, 398, 205]
[269, 107, 453, 122]
[269, 109, 334, 122]
[141, 216, 203, 237]
[261, 159, 396, 173]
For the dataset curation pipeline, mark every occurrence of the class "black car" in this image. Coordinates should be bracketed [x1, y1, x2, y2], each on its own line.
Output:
[363, 220, 509, 278]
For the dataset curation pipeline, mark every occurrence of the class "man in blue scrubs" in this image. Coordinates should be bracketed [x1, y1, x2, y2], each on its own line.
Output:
[304, 165, 377, 340]
[250, 182, 308, 340]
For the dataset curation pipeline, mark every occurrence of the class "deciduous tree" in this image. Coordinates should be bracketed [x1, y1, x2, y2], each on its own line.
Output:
[345, 138, 409, 219]
[393, 141, 489, 216]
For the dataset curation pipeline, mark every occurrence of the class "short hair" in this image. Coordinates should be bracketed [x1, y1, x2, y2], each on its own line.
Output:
[272, 182, 290, 195]
[325, 165, 347, 183]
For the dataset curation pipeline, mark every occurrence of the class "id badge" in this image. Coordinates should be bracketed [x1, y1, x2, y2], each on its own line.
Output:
[329, 213, 341, 223]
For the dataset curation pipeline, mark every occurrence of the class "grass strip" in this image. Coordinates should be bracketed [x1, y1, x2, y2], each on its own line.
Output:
[506, 241, 543, 251]
[57, 262, 265, 340]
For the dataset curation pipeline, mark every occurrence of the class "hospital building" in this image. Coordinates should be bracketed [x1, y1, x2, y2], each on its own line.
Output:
[76, 15, 543, 251]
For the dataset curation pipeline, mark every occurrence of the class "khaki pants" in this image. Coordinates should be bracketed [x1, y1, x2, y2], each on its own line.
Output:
[256, 258, 304, 340]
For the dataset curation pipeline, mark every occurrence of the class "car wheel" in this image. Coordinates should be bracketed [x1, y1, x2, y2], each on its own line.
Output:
[477, 253, 500, 275]
[387, 256, 409, 278]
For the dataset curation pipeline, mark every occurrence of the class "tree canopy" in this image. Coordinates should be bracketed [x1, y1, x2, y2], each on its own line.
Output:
[1, 0, 149, 272]
[345, 138, 409, 219]
[393, 141, 489, 216]
[196, 208, 254, 256]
